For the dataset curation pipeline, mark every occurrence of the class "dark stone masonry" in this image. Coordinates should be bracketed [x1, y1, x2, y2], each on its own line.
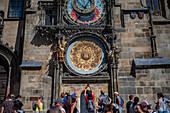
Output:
[0, 0, 170, 113]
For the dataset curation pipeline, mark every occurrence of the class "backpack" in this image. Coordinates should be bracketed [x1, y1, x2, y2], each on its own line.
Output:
[129, 103, 136, 113]
[33, 103, 36, 111]
[87, 100, 95, 112]
[120, 97, 124, 106]
[99, 95, 109, 105]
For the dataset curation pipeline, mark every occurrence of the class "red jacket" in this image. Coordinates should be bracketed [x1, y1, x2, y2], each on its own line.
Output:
[84, 94, 95, 109]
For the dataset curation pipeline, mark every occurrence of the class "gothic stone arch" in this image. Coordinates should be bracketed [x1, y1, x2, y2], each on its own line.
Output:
[0, 45, 20, 97]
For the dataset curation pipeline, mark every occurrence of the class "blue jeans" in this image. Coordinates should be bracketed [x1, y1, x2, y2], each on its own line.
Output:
[158, 111, 166, 113]
[119, 107, 122, 113]
[166, 108, 169, 113]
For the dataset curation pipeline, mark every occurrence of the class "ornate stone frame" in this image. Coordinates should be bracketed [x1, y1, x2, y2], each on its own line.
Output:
[64, 32, 109, 76]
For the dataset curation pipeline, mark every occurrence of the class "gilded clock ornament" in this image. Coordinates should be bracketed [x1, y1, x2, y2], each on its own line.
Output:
[64, 0, 106, 25]
[70, 40, 102, 71]
[66, 38, 106, 75]
[72, 0, 95, 14]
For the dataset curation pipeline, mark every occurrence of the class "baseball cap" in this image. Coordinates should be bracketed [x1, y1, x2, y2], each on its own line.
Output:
[141, 101, 152, 107]
[39, 96, 44, 100]
[114, 92, 119, 95]
[54, 98, 63, 104]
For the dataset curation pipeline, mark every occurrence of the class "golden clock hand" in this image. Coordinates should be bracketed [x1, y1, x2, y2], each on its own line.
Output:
[84, 0, 90, 9]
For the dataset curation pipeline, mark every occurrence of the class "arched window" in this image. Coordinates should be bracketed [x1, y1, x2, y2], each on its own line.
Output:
[8, 0, 23, 18]
[146, 0, 160, 15]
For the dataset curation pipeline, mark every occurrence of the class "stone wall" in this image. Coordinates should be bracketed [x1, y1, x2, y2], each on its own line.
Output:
[153, 24, 170, 60]
[114, 1, 170, 112]
[21, 0, 54, 112]
[20, 0, 170, 113]
[1, 21, 19, 51]
[119, 68, 170, 112]
[20, 70, 52, 112]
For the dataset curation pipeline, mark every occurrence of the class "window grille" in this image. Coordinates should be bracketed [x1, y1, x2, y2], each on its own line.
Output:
[8, 0, 23, 18]
[146, 0, 160, 15]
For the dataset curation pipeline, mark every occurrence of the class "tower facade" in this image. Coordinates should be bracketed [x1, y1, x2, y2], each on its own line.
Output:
[0, 0, 170, 112]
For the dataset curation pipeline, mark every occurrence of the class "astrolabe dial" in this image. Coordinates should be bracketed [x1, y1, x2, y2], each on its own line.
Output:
[64, 0, 106, 25]
[70, 40, 102, 71]
[72, 0, 95, 14]
[66, 38, 106, 75]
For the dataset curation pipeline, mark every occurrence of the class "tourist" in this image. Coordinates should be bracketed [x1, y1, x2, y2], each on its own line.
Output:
[1, 94, 14, 113]
[63, 88, 77, 105]
[54, 98, 66, 113]
[114, 92, 122, 113]
[163, 96, 170, 113]
[36, 96, 44, 113]
[140, 101, 150, 112]
[47, 106, 60, 113]
[71, 96, 79, 113]
[154, 93, 167, 113]
[13, 100, 25, 113]
[126, 95, 134, 113]
[104, 104, 113, 113]
[63, 95, 72, 113]
[84, 84, 95, 113]
[14, 95, 23, 110]
[129, 97, 139, 113]
[147, 105, 156, 113]
[98, 90, 111, 113]
[136, 104, 143, 113]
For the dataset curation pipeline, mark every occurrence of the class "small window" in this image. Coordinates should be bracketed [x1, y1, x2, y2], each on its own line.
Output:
[1, 81, 6, 89]
[8, 0, 23, 18]
[146, 0, 160, 16]
[45, 10, 53, 25]
[45, 10, 57, 25]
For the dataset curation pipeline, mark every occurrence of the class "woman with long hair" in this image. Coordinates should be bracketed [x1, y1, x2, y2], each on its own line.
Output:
[71, 96, 79, 113]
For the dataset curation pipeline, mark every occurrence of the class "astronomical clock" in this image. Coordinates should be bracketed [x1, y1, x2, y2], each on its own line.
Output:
[65, 35, 108, 75]
[64, 0, 106, 25]
[63, 0, 108, 76]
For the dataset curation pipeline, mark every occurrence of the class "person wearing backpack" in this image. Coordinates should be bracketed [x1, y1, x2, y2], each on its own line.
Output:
[154, 93, 167, 113]
[147, 105, 157, 113]
[84, 84, 95, 113]
[98, 90, 111, 113]
[126, 95, 134, 113]
[129, 97, 139, 113]
[35, 96, 44, 113]
[114, 92, 123, 113]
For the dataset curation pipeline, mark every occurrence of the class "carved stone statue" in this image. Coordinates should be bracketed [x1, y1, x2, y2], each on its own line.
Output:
[58, 40, 67, 62]
[114, 46, 121, 63]
[106, 48, 114, 61]
[52, 46, 57, 61]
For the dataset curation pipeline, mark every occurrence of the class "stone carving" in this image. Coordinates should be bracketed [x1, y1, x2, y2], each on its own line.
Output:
[58, 40, 67, 62]
[52, 46, 57, 61]
[106, 48, 114, 62]
[114, 46, 121, 63]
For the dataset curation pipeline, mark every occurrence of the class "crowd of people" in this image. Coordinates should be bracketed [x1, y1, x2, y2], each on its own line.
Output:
[0, 85, 170, 113]
[126, 93, 170, 113]
[1, 94, 24, 113]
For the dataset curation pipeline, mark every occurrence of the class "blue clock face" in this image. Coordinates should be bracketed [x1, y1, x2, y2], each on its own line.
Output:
[64, 0, 106, 25]
[72, 0, 95, 14]
[66, 37, 106, 75]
